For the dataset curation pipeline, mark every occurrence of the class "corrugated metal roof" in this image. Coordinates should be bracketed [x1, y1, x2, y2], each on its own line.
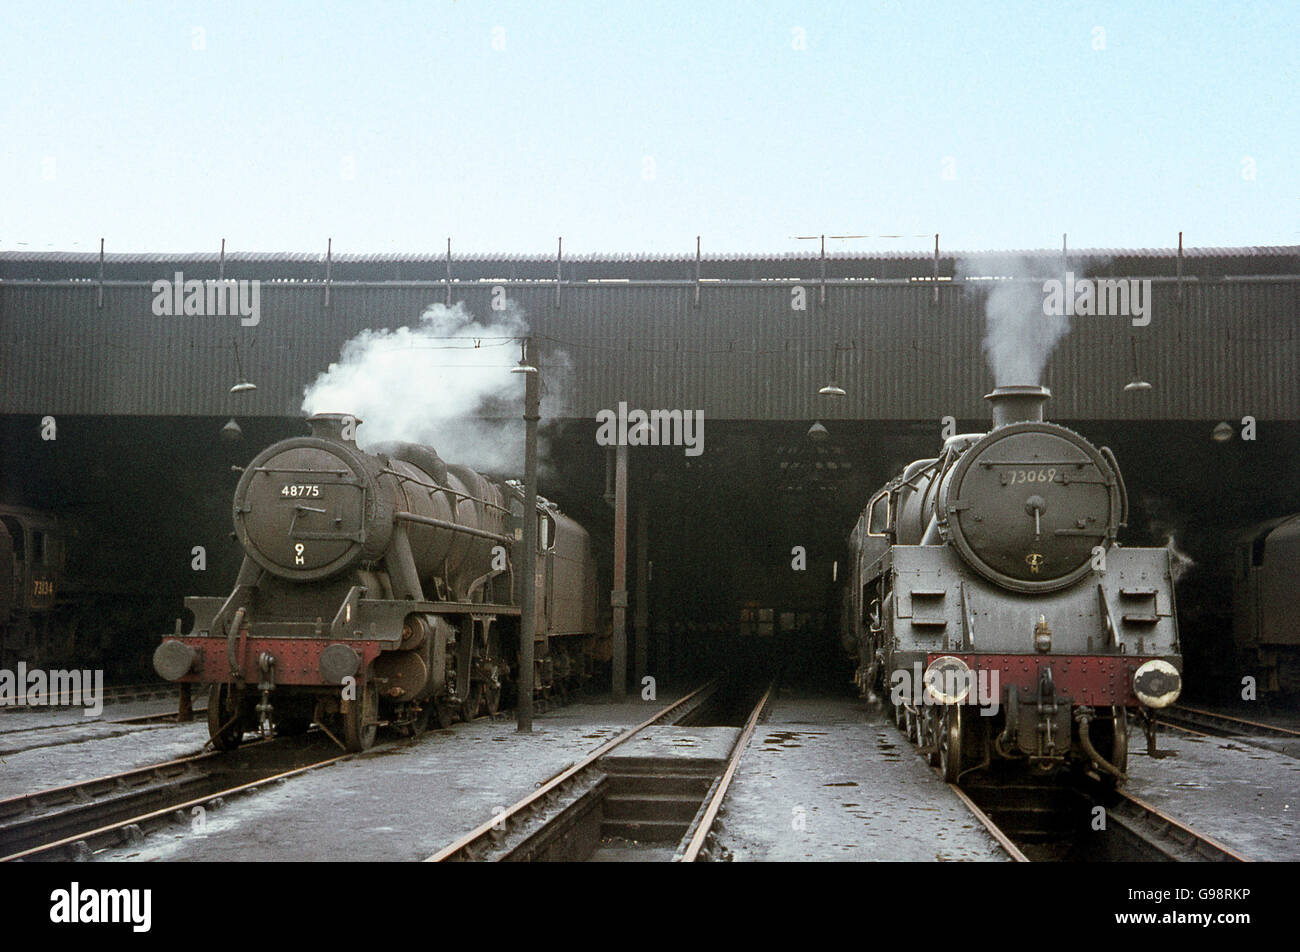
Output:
[2, 277, 1296, 421]
[3, 244, 1298, 262]
[2, 245, 1297, 285]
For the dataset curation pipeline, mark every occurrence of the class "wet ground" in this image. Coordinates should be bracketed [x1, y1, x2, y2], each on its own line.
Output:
[9, 688, 1296, 862]
[0, 699, 209, 799]
[1124, 730, 1300, 861]
[716, 690, 1010, 861]
[89, 691, 684, 862]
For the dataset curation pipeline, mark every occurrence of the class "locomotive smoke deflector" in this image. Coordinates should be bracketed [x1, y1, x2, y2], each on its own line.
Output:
[985, 385, 1051, 427]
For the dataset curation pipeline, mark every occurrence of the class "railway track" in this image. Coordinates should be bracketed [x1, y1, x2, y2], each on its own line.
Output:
[1161, 704, 1300, 749]
[945, 783, 1030, 862]
[0, 735, 345, 861]
[112, 707, 206, 726]
[955, 773, 1249, 862]
[1, 674, 617, 861]
[2, 682, 183, 710]
[0, 706, 206, 739]
[427, 679, 774, 862]
[675, 681, 773, 862]
[885, 706, 1253, 862]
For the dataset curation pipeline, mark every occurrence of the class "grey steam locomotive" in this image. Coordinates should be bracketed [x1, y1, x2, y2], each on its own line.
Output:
[844, 386, 1182, 782]
[1231, 513, 1300, 696]
[154, 413, 598, 751]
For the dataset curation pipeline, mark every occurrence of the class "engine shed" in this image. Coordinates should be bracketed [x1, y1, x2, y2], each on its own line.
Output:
[2, 244, 1298, 685]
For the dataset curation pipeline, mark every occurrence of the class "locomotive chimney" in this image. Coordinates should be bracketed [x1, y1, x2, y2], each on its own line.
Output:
[307, 412, 361, 444]
[984, 385, 1050, 427]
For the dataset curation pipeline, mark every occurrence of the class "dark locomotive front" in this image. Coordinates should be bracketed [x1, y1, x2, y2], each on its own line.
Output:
[846, 386, 1182, 782]
[154, 413, 597, 751]
[1231, 514, 1300, 696]
[0, 506, 64, 669]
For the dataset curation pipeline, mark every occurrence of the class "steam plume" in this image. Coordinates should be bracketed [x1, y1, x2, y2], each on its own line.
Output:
[960, 256, 1070, 386]
[302, 301, 571, 474]
[1142, 495, 1197, 583]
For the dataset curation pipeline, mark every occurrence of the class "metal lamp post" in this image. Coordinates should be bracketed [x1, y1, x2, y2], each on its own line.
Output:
[513, 339, 540, 731]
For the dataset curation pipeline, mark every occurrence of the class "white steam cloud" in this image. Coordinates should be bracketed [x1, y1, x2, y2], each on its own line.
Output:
[960, 256, 1071, 386]
[1142, 496, 1197, 584]
[302, 301, 571, 474]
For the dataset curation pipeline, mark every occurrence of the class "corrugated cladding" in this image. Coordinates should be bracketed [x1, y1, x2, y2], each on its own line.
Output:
[4, 245, 1299, 282]
[1, 277, 1297, 420]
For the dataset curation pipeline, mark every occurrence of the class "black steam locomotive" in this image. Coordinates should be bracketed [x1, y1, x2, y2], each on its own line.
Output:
[844, 386, 1183, 782]
[0, 506, 64, 669]
[154, 414, 598, 751]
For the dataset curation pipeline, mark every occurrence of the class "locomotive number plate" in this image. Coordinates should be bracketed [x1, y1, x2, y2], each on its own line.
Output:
[33, 579, 54, 596]
[281, 484, 321, 498]
[1004, 468, 1057, 485]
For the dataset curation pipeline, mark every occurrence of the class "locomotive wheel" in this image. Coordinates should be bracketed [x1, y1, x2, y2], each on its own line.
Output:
[1109, 706, 1129, 775]
[207, 684, 246, 751]
[408, 703, 431, 738]
[342, 678, 378, 752]
[394, 703, 429, 738]
[461, 684, 483, 722]
[939, 706, 963, 783]
[483, 679, 502, 717]
[434, 698, 458, 729]
[924, 709, 941, 766]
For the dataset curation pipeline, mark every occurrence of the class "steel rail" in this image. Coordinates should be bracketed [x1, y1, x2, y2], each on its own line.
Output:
[111, 707, 208, 726]
[1162, 720, 1214, 738]
[1167, 704, 1300, 739]
[6, 671, 581, 860]
[426, 681, 716, 862]
[0, 748, 230, 824]
[2, 681, 179, 710]
[887, 696, 1031, 861]
[946, 782, 1031, 862]
[0, 737, 286, 857]
[1112, 789, 1252, 863]
[677, 681, 774, 862]
[0, 706, 206, 738]
[2, 751, 349, 862]
[887, 701, 1254, 863]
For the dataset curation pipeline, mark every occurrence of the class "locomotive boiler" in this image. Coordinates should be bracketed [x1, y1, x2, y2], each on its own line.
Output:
[845, 386, 1182, 782]
[153, 413, 598, 751]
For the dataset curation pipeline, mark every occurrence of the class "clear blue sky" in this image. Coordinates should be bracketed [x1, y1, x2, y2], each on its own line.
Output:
[2, 1, 1296, 255]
